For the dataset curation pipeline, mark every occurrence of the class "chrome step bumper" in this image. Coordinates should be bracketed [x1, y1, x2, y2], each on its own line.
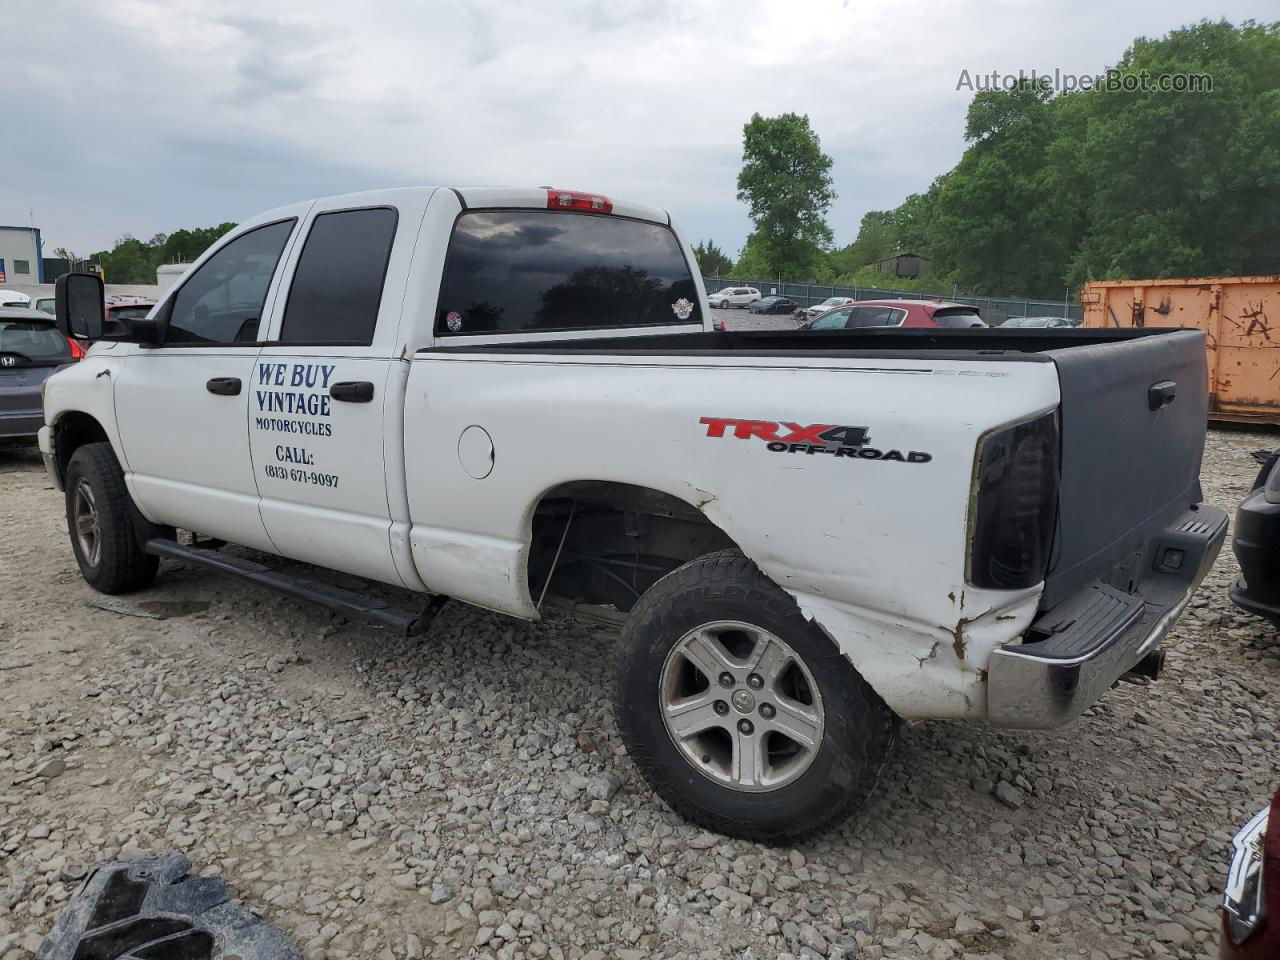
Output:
[987, 504, 1228, 729]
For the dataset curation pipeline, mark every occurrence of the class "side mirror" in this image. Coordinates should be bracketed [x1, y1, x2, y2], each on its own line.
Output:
[55, 273, 105, 342]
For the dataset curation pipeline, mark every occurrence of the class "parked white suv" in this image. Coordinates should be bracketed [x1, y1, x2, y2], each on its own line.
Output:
[707, 286, 760, 309]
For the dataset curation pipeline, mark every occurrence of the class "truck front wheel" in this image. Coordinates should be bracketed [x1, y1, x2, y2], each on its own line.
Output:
[615, 549, 898, 843]
[65, 443, 159, 594]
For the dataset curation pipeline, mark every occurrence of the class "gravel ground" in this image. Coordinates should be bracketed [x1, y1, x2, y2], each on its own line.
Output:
[711, 306, 799, 331]
[1, 427, 1278, 960]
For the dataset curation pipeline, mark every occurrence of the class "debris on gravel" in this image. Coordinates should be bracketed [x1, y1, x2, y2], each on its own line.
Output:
[1, 429, 1277, 960]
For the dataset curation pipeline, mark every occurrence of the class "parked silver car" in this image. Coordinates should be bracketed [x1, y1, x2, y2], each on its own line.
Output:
[0, 307, 75, 441]
[706, 286, 760, 309]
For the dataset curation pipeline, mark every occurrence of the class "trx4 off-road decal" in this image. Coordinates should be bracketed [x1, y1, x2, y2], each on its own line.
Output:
[699, 417, 932, 463]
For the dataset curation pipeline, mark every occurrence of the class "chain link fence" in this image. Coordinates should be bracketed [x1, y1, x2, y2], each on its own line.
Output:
[701, 276, 1081, 326]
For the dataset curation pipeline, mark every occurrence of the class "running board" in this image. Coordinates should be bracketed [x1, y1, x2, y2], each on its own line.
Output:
[143, 538, 444, 635]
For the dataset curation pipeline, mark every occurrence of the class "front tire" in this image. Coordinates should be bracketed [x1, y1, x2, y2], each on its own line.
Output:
[718, 299, 729, 309]
[616, 549, 898, 843]
[65, 442, 159, 594]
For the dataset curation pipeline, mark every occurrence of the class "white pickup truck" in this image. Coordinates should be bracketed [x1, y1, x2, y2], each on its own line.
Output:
[41, 186, 1226, 842]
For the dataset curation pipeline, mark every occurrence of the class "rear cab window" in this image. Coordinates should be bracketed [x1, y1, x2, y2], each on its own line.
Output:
[0, 316, 71, 365]
[435, 210, 701, 336]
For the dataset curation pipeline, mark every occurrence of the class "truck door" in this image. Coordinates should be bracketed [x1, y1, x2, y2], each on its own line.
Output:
[112, 217, 301, 551]
[248, 193, 425, 589]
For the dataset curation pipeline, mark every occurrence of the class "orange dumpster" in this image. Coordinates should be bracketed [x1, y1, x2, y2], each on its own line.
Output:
[1079, 276, 1280, 425]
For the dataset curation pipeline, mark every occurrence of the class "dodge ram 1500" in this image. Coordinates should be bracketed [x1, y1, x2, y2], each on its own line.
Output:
[41, 185, 1226, 841]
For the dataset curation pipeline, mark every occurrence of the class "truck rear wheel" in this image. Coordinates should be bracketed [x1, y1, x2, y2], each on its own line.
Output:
[65, 442, 159, 594]
[616, 549, 898, 843]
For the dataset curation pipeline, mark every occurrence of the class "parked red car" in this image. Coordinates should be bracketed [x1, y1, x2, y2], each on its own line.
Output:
[103, 296, 156, 328]
[1220, 788, 1279, 958]
[798, 298, 986, 330]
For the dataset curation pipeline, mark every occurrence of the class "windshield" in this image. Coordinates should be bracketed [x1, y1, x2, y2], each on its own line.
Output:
[0, 318, 71, 364]
[33, 298, 56, 315]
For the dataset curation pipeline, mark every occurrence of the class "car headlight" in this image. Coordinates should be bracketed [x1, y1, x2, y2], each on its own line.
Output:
[1223, 804, 1269, 944]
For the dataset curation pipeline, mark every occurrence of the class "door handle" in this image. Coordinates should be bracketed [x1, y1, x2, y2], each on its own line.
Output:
[206, 377, 242, 396]
[1148, 380, 1177, 410]
[330, 381, 374, 403]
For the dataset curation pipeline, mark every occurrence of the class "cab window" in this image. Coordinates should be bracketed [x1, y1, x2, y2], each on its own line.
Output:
[279, 207, 398, 345]
[165, 220, 295, 344]
[436, 210, 700, 334]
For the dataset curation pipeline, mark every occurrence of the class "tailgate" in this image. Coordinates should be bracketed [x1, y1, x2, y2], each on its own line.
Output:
[1042, 329, 1208, 607]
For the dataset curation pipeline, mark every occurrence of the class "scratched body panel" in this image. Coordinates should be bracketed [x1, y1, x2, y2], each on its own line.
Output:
[404, 351, 1059, 720]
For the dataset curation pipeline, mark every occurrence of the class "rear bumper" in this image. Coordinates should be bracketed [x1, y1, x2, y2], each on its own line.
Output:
[1229, 487, 1280, 626]
[988, 504, 1228, 728]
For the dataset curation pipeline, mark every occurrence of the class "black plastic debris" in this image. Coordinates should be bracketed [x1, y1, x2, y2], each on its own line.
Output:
[35, 853, 299, 960]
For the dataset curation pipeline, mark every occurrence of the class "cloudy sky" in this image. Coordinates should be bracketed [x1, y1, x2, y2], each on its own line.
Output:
[5, 0, 1271, 258]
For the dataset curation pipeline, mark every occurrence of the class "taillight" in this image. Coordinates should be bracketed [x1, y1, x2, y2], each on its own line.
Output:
[968, 411, 1060, 589]
[546, 189, 613, 214]
[66, 337, 86, 360]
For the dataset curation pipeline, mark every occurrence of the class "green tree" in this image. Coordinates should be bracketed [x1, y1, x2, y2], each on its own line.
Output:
[1067, 19, 1280, 284]
[852, 19, 1280, 298]
[95, 222, 237, 284]
[692, 239, 734, 277]
[96, 236, 154, 285]
[926, 78, 1084, 297]
[736, 112, 836, 278]
[731, 233, 775, 279]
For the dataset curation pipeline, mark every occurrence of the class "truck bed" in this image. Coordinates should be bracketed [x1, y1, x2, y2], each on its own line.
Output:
[423, 326, 1190, 359]
[417, 324, 1213, 677]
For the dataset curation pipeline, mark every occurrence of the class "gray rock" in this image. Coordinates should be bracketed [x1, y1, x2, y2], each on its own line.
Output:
[585, 771, 622, 802]
[994, 781, 1024, 809]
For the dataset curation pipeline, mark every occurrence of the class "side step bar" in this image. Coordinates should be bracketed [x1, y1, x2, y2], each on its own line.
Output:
[143, 538, 445, 635]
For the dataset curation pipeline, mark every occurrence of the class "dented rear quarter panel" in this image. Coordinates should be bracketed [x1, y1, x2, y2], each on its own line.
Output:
[403, 350, 1060, 721]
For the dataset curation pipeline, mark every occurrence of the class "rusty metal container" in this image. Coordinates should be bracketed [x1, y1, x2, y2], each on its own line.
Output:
[1079, 276, 1280, 424]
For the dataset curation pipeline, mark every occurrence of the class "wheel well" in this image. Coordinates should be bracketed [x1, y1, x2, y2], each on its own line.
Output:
[526, 481, 738, 614]
[53, 412, 109, 483]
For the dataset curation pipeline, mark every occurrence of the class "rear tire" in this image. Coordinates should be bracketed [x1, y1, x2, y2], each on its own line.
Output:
[616, 549, 898, 843]
[65, 442, 159, 594]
